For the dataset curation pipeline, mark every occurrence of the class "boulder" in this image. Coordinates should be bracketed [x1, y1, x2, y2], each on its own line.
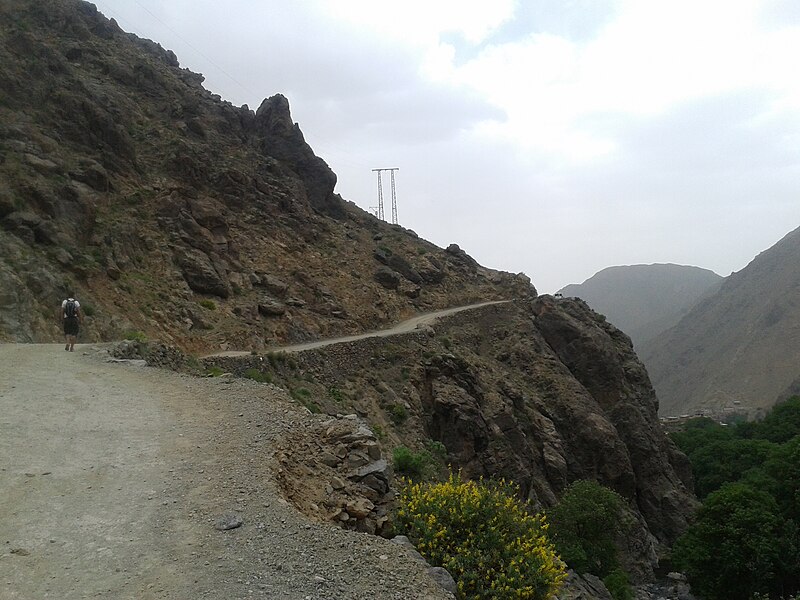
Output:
[69, 160, 110, 191]
[427, 567, 458, 596]
[387, 254, 422, 284]
[257, 297, 286, 317]
[374, 267, 400, 290]
[445, 243, 478, 270]
[257, 274, 289, 298]
[174, 247, 230, 298]
[557, 571, 612, 600]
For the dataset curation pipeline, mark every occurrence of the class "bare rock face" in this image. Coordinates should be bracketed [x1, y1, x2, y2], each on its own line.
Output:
[557, 571, 612, 600]
[251, 95, 341, 218]
[533, 297, 698, 544]
[413, 300, 697, 578]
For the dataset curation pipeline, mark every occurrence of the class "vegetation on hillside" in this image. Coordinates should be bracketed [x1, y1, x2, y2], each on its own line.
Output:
[396, 473, 567, 599]
[395, 472, 642, 600]
[670, 397, 800, 599]
[547, 480, 633, 600]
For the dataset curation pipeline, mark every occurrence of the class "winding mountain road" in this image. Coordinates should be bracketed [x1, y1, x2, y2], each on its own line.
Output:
[210, 300, 510, 357]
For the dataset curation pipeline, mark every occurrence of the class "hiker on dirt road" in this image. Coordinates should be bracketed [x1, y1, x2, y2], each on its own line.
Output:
[60, 295, 83, 352]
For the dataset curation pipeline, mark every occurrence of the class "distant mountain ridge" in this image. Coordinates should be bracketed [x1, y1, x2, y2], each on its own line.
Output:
[641, 226, 800, 417]
[558, 264, 722, 347]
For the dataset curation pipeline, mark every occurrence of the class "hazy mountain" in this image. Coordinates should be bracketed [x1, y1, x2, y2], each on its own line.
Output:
[558, 264, 722, 347]
[641, 226, 800, 417]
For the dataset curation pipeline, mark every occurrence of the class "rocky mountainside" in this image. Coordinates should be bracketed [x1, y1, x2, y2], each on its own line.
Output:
[208, 299, 697, 580]
[0, 0, 525, 350]
[1, 0, 696, 584]
[641, 226, 800, 417]
[558, 264, 722, 348]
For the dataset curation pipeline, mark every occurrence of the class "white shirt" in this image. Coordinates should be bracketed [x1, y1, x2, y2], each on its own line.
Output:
[62, 298, 81, 318]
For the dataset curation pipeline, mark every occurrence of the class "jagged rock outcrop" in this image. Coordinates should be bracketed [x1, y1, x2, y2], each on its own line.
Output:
[275, 415, 396, 536]
[251, 94, 341, 218]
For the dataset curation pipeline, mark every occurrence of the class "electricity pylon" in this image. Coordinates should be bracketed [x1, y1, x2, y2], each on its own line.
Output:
[372, 168, 399, 224]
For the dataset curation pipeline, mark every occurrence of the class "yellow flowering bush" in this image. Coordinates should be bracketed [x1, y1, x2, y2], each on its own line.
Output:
[396, 472, 567, 599]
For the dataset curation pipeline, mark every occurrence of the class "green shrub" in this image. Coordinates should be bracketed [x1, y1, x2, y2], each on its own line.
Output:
[198, 299, 216, 310]
[290, 387, 319, 413]
[328, 386, 345, 403]
[602, 568, 633, 600]
[82, 304, 95, 317]
[393, 446, 431, 479]
[547, 480, 625, 577]
[123, 330, 147, 343]
[396, 472, 567, 599]
[205, 366, 224, 377]
[266, 351, 284, 366]
[424, 439, 447, 460]
[388, 403, 408, 425]
[292, 387, 310, 398]
[244, 368, 271, 383]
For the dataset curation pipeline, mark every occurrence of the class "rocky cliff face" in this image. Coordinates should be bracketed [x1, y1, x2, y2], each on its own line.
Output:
[641, 225, 800, 417]
[558, 264, 722, 348]
[0, 0, 520, 348]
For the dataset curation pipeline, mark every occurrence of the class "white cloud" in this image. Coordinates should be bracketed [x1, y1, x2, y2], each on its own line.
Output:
[313, 0, 516, 45]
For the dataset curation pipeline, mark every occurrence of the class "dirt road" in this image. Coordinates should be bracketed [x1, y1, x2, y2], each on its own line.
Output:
[0, 344, 451, 599]
[210, 300, 509, 357]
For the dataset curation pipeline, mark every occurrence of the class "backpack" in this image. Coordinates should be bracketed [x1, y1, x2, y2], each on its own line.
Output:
[64, 299, 77, 319]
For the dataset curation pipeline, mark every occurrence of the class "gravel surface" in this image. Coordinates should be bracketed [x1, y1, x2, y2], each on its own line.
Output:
[209, 301, 509, 357]
[0, 343, 453, 599]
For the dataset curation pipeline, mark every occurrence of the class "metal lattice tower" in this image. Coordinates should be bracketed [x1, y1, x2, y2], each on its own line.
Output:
[372, 168, 399, 224]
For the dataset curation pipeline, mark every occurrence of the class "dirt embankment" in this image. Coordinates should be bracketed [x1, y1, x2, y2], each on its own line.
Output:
[0, 344, 451, 600]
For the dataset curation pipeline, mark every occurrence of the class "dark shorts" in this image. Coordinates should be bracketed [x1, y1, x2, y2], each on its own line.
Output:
[64, 317, 79, 336]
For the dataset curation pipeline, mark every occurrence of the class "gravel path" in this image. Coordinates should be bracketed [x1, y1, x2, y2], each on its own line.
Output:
[0, 344, 453, 599]
[209, 301, 509, 357]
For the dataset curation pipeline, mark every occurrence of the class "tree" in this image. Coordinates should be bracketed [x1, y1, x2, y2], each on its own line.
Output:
[547, 480, 625, 577]
[762, 436, 800, 522]
[688, 438, 774, 497]
[748, 396, 800, 443]
[673, 483, 784, 600]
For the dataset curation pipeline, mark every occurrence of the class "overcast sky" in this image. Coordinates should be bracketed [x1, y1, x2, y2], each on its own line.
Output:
[91, 0, 800, 293]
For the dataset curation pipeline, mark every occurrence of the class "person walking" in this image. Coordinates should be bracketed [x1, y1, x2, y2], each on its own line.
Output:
[61, 295, 83, 352]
